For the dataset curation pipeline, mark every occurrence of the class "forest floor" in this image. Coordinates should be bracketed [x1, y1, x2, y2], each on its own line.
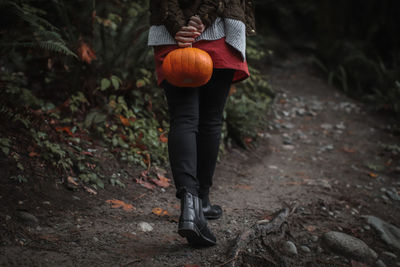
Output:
[1, 53, 400, 267]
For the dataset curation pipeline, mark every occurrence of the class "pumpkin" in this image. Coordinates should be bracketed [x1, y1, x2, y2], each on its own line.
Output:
[162, 47, 213, 88]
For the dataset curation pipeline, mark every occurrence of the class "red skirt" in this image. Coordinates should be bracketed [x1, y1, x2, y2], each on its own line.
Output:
[153, 37, 250, 86]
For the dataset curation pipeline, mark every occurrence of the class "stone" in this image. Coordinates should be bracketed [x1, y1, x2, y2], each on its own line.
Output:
[300, 245, 311, 253]
[321, 231, 377, 263]
[382, 251, 397, 259]
[320, 123, 333, 130]
[311, 235, 319, 242]
[16, 211, 39, 225]
[363, 215, 400, 250]
[282, 241, 298, 255]
[138, 222, 153, 232]
[386, 190, 400, 201]
[375, 259, 387, 267]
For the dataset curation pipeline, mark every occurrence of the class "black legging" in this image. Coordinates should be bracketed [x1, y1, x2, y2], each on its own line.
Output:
[163, 69, 235, 199]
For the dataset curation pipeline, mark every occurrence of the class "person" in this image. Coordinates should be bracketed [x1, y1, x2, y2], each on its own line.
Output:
[148, 0, 255, 246]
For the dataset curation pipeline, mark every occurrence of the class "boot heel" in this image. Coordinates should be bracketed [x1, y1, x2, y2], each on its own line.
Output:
[178, 221, 199, 238]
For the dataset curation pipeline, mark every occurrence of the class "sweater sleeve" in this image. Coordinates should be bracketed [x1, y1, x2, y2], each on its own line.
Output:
[197, 0, 222, 29]
[163, 0, 186, 37]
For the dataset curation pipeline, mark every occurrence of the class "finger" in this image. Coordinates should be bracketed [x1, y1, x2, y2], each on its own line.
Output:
[188, 20, 201, 29]
[181, 26, 198, 32]
[176, 30, 198, 37]
[190, 16, 203, 25]
[177, 42, 192, 48]
[175, 36, 195, 43]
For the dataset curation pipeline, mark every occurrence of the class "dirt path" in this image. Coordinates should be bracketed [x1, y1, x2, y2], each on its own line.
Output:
[1, 54, 399, 266]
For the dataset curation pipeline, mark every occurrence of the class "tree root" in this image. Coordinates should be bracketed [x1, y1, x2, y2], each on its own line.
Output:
[220, 207, 294, 267]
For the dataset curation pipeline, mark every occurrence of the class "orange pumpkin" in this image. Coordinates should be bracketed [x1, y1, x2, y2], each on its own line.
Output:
[162, 47, 213, 88]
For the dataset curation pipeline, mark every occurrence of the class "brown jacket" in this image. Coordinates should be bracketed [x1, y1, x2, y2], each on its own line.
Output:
[149, 0, 256, 37]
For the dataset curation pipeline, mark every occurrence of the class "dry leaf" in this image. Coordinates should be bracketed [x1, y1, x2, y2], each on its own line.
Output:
[229, 85, 236, 96]
[38, 234, 59, 242]
[342, 147, 356, 153]
[119, 115, 130, 126]
[29, 151, 39, 157]
[305, 225, 316, 232]
[152, 207, 170, 216]
[83, 185, 97, 195]
[159, 132, 168, 143]
[368, 172, 378, 178]
[56, 126, 74, 136]
[106, 199, 134, 211]
[67, 176, 79, 186]
[135, 178, 155, 190]
[233, 184, 253, 190]
[78, 40, 97, 64]
[151, 173, 171, 188]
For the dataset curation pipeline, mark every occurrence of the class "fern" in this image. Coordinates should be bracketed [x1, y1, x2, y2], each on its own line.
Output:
[0, 0, 77, 57]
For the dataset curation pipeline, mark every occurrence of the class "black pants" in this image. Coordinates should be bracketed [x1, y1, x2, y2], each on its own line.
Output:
[163, 69, 235, 199]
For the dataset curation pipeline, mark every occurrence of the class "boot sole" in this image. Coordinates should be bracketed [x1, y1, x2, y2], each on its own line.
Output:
[204, 214, 221, 220]
[178, 221, 216, 246]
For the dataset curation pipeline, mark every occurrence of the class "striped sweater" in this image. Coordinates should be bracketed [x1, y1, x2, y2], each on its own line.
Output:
[148, 17, 246, 61]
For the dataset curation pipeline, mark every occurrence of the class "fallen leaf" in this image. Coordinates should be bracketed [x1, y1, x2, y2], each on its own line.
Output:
[106, 199, 134, 211]
[368, 172, 378, 178]
[67, 176, 79, 186]
[135, 178, 155, 190]
[233, 184, 253, 190]
[305, 225, 316, 232]
[29, 151, 39, 157]
[78, 40, 97, 64]
[152, 173, 171, 188]
[38, 234, 59, 242]
[229, 85, 236, 96]
[83, 185, 97, 195]
[119, 115, 130, 126]
[342, 147, 356, 153]
[82, 151, 94, 156]
[152, 207, 170, 216]
[55, 126, 74, 136]
[243, 137, 252, 146]
[159, 132, 168, 143]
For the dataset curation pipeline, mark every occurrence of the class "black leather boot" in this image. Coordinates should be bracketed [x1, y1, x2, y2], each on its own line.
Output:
[202, 195, 223, 220]
[178, 192, 216, 246]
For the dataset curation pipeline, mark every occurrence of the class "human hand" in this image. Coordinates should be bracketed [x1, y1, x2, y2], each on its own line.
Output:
[175, 26, 201, 48]
[188, 15, 205, 34]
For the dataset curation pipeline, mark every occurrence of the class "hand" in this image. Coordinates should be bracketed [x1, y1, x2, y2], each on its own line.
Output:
[188, 15, 205, 34]
[175, 26, 201, 48]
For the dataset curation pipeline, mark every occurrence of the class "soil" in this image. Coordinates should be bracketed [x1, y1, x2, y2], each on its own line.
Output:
[1, 53, 399, 267]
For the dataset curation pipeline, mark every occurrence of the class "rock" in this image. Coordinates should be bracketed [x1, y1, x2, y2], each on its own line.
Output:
[282, 241, 298, 255]
[321, 123, 333, 130]
[282, 123, 295, 129]
[363, 215, 400, 250]
[16, 211, 39, 225]
[282, 145, 295, 150]
[321, 231, 377, 263]
[311, 235, 319, 242]
[335, 122, 346, 130]
[93, 236, 99, 242]
[386, 190, 400, 201]
[300, 245, 311, 253]
[375, 259, 387, 267]
[364, 225, 371, 231]
[138, 222, 153, 232]
[382, 251, 397, 259]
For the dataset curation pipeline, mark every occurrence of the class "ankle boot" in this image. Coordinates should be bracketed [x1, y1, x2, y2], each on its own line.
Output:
[178, 192, 216, 246]
[202, 195, 223, 220]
